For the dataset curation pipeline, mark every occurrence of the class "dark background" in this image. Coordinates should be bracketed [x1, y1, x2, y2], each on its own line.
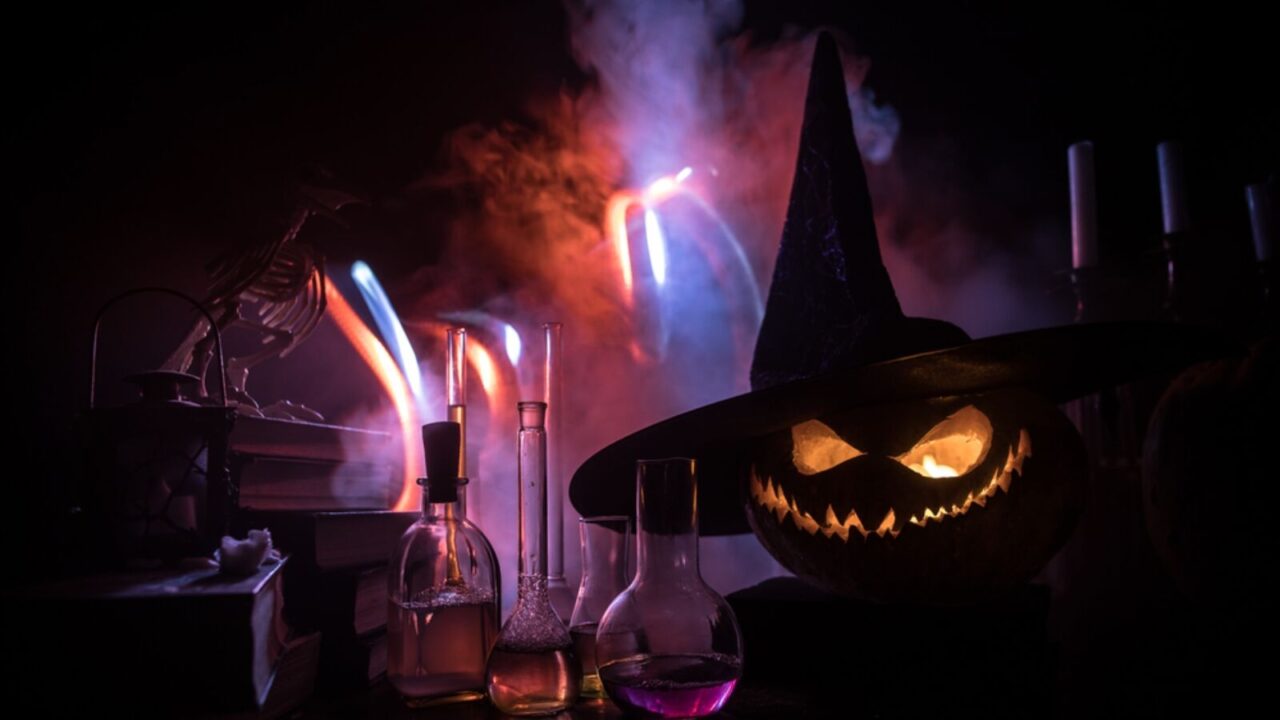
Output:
[10, 1, 1276, 576]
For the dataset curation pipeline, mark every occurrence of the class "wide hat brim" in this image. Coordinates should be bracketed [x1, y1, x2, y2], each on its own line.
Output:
[569, 321, 1236, 536]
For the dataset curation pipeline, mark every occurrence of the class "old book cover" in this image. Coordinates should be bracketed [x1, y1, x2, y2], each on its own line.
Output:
[6, 558, 290, 713]
[283, 565, 388, 637]
[235, 510, 416, 572]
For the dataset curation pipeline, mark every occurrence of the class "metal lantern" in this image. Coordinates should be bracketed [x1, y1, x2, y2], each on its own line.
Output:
[82, 288, 236, 564]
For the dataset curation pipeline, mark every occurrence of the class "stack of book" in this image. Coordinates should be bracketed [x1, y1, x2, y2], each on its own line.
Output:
[227, 415, 416, 695]
[229, 416, 398, 511]
[6, 558, 320, 717]
[236, 510, 417, 694]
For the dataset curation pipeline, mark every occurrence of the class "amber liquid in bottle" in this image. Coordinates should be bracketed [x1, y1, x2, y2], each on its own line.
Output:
[485, 644, 580, 714]
[487, 578, 580, 715]
[388, 595, 498, 703]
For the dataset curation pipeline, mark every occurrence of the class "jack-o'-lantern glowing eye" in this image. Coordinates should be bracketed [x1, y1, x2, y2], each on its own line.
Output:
[892, 405, 993, 478]
[791, 420, 864, 475]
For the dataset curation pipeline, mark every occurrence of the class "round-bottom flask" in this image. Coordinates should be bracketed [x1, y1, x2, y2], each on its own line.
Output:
[595, 458, 743, 718]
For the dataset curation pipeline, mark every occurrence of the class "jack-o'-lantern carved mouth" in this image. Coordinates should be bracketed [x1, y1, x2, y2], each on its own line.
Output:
[749, 407, 1033, 540]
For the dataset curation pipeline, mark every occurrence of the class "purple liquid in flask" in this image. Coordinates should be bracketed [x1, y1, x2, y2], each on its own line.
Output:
[600, 654, 740, 718]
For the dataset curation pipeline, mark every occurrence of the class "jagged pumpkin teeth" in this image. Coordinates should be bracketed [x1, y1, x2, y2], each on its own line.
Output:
[875, 510, 896, 536]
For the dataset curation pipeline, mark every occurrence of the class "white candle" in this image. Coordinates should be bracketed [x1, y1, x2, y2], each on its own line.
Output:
[1069, 141, 1098, 269]
[1247, 183, 1275, 262]
[1157, 141, 1190, 235]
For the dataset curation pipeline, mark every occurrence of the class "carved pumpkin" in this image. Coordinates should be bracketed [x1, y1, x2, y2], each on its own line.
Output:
[746, 387, 1086, 603]
[1142, 340, 1276, 606]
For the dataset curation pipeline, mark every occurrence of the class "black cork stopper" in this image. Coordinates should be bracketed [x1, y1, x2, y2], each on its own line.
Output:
[420, 421, 464, 503]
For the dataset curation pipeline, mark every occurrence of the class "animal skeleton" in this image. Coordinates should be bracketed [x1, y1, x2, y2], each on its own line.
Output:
[164, 184, 360, 414]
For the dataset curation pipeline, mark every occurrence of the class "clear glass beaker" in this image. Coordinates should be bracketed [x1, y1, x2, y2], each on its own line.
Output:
[568, 515, 631, 699]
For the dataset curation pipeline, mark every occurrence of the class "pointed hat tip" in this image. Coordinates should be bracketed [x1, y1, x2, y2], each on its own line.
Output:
[812, 31, 842, 74]
[814, 30, 838, 54]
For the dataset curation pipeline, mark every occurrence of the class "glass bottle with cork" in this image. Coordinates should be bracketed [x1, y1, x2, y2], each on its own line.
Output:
[387, 421, 499, 706]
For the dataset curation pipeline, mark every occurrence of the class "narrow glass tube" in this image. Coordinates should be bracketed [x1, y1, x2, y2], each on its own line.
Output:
[485, 402, 579, 715]
[446, 327, 467, 479]
[443, 327, 467, 584]
[518, 402, 548, 578]
[542, 322, 573, 620]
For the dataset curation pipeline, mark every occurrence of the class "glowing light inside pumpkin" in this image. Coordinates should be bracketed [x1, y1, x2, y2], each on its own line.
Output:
[919, 454, 957, 477]
[909, 428, 1032, 527]
[791, 419, 865, 475]
[893, 405, 993, 478]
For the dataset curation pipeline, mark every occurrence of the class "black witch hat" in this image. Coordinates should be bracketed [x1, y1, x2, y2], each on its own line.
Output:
[749, 32, 969, 390]
[570, 32, 1228, 535]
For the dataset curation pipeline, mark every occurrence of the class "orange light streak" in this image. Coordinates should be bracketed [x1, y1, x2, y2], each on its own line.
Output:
[325, 284, 422, 511]
[468, 340, 501, 403]
[605, 168, 694, 306]
[607, 190, 640, 301]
